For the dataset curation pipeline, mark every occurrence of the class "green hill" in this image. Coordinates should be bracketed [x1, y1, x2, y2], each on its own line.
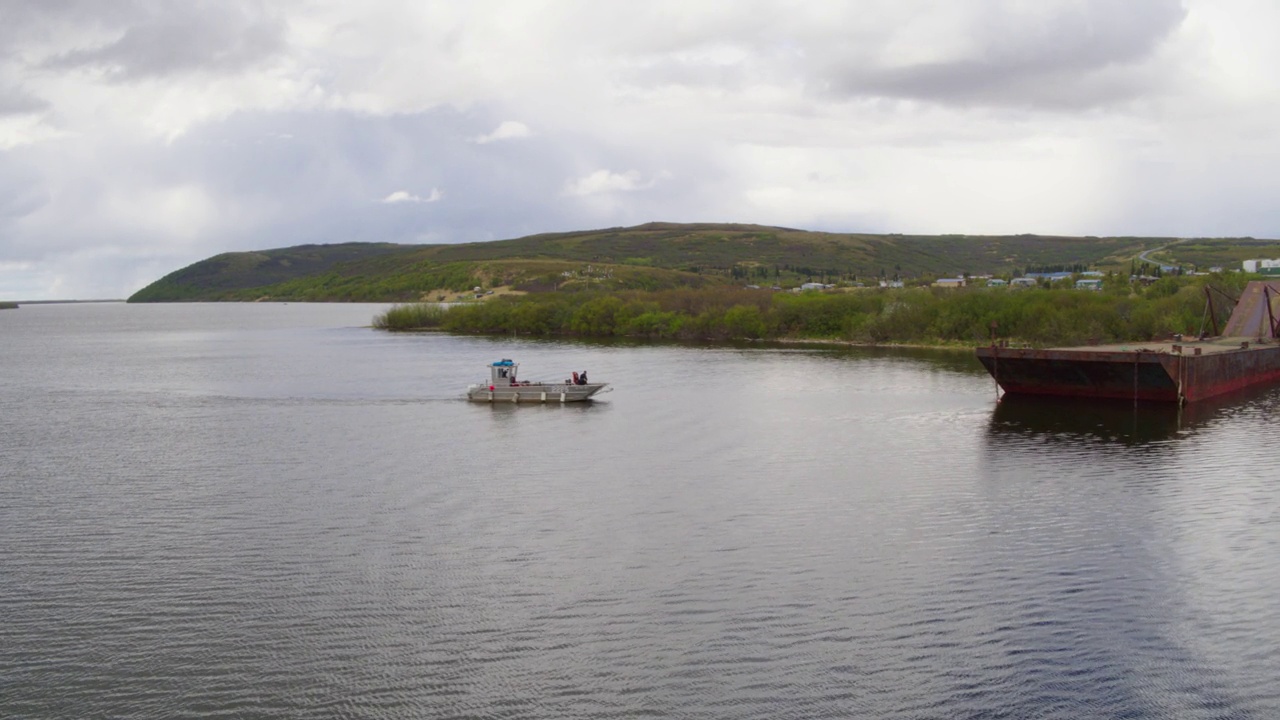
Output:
[126, 223, 1280, 302]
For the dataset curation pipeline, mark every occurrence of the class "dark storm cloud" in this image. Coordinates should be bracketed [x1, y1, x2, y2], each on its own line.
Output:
[826, 0, 1188, 109]
[0, 85, 48, 116]
[39, 1, 286, 79]
[592, 1, 1188, 110]
[0, 0, 137, 53]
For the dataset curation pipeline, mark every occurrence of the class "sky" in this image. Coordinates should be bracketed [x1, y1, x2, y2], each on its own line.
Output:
[2, 0, 1279, 300]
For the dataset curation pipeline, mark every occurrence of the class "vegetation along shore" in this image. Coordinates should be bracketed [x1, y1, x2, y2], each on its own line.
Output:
[373, 272, 1252, 347]
[124, 221, 1280, 346]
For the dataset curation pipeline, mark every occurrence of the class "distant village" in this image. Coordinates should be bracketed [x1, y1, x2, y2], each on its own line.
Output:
[763, 258, 1280, 293]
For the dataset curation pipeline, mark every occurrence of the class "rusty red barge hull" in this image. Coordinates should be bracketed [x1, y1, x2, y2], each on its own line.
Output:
[977, 280, 1280, 403]
[976, 341, 1280, 403]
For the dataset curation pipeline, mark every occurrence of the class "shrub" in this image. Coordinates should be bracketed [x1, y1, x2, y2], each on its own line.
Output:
[371, 275, 1238, 346]
[723, 304, 767, 339]
[373, 303, 447, 330]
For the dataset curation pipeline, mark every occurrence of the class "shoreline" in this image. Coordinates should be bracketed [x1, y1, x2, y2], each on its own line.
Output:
[378, 325, 979, 352]
[764, 337, 975, 352]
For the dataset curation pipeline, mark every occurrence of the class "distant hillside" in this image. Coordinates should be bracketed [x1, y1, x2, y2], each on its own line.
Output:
[126, 223, 1279, 302]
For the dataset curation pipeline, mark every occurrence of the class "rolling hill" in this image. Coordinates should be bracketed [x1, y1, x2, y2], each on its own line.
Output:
[126, 223, 1280, 302]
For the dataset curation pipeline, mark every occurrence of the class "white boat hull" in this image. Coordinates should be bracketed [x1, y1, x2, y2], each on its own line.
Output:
[466, 383, 607, 403]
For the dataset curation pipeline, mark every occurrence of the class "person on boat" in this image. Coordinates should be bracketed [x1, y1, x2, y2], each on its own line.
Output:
[577, 370, 588, 385]
[571, 371, 580, 385]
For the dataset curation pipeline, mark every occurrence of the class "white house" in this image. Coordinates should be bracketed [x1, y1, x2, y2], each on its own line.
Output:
[1243, 259, 1280, 274]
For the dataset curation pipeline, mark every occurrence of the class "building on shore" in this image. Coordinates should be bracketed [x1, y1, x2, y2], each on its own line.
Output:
[1243, 259, 1280, 274]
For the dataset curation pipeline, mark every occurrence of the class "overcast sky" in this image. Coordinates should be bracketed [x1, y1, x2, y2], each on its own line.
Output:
[2, 0, 1278, 299]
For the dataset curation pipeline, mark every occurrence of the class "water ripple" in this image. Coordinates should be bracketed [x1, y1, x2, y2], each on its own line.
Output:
[4, 306, 1280, 718]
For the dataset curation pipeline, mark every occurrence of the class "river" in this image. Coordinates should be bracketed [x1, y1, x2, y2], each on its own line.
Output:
[3, 302, 1279, 719]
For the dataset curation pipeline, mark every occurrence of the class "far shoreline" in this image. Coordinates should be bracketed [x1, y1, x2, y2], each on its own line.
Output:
[4, 299, 125, 305]
[380, 325, 980, 353]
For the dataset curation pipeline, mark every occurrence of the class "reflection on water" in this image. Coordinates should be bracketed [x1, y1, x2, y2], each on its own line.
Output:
[990, 395, 1193, 445]
[769, 341, 982, 374]
[988, 385, 1280, 446]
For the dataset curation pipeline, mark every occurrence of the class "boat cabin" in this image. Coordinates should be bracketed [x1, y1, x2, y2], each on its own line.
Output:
[489, 359, 519, 387]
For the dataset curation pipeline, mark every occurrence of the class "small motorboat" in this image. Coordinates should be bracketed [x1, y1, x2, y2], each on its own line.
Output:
[467, 359, 608, 403]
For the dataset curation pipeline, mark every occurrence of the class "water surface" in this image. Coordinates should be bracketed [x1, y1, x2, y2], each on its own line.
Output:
[3, 302, 1279, 719]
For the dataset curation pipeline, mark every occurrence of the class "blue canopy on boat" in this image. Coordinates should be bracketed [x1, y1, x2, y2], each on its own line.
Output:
[491, 359, 515, 366]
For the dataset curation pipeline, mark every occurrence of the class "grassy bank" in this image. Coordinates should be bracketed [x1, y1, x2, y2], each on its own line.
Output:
[0, 301, 17, 310]
[374, 273, 1250, 347]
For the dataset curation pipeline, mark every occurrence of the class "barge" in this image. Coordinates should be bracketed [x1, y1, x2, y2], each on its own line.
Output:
[976, 281, 1280, 403]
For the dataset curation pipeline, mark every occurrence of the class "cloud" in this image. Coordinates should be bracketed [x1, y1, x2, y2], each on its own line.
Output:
[380, 188, 443, 204]
[4, 0, 1280, 299]
[41, 3, 288, 80]
[472, 121, 532, 144]
[819, 0, 1189, 110]
[0, 85, 49, 117]
[563, 170, 659, 197]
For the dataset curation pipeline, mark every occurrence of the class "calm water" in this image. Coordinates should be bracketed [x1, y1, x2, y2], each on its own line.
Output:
[3, 302, 1280, 719]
